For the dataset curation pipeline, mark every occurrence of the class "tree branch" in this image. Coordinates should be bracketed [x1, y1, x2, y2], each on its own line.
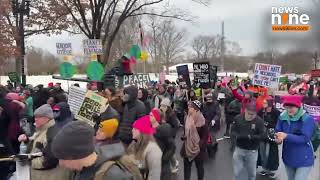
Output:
[128, 12, 192, 22]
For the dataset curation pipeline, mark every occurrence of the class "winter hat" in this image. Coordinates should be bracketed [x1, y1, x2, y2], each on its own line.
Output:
[99, 119, 119, 138]
[48, 82, 54, 88]
[6, 93, 23, 101]
[52, 121, 95, 160]
[189, 100, 202, 111]
[124, 85, 138, 100]
[160, 98, 171, 107]
[245, 102, 257, 112]
[133, 116, 155, 135]
[34, 104, 54, 119]
[150, 108, 161, 122]
[283, 96, 302, 108]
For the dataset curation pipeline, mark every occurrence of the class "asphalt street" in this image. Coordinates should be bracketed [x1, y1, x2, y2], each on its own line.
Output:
[173, 124, 320, 180]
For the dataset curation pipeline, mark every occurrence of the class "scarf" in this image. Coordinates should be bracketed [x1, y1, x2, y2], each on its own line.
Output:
[185, 111, 205, 161]
[280, 107, 306, 122]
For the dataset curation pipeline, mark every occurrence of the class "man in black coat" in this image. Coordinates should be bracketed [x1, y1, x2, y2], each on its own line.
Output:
[118, 85, 146, 145]
[202, 94, 221, 132]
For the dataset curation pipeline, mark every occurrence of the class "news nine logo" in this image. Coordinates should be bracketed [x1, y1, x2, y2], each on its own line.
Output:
[271, 7, 311, 32]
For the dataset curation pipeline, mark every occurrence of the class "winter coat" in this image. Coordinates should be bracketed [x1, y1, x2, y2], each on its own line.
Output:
[71, 142, 131, 180]
[119, 86, 146, 144]
[165, 111, 180, 138]
[275, 110, 316, 168]
[141, 142, 162, 180]
[139, 88, 151, 114]
[154, 123, 175, 180]
[154, 92, 171, 109]
[257, 108, 281, 171]
[180, 122, 209, 161]
[54, 102, 72, 129]
[202, 101, 221, 125]
[100, 105, 120, 121]
[109, 97, 124, 116]
[33, 88, 50, 110]
[173, 91, 187, 114]
[27, 120, 70, 180]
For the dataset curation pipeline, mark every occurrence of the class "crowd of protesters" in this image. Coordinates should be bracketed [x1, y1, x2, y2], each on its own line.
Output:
[0, 74, 318, 180]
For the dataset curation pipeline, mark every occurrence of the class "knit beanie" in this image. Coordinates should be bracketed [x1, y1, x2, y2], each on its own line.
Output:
[133, 116, 155, 135]
[99, 119, 119, 138]
[34, 104, 54, 119]
[189, 100, 202, 111]
[52, 121, 95, 160]
[150, 108, 161, 122]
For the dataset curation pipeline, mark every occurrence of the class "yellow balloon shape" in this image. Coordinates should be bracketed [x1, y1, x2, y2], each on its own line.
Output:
[140, 51, 149, 61]
[91, 54, 98, 61]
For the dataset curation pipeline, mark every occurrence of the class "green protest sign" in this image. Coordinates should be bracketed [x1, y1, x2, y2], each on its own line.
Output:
[86, 61, 104, 81]
[8, 72, 20, 83]
[59, 62, 76, 78]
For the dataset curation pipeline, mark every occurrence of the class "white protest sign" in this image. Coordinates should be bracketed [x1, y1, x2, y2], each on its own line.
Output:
[253, 63, 282, 88]
[122, 74, 151, 89]
[217, 93, 226, 100]
[83, 39, 103, 55]
[68, 86, 87, 114]
[76, 91, 108, 126]
[303, 104, 320, 122]
[56, 43, 72, 55]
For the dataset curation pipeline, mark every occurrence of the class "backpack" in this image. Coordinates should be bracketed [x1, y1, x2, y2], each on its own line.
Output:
[94, 155, 144, 180]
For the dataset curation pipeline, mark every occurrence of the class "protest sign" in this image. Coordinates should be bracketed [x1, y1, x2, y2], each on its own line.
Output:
[193, 62, 210, 89]
[83, 39, 103, 55]
[303, 104, 320, 122]
[115, 74, 150, 89]
[68, 86, 87, 114]
[56, 43, 72, 55]
[76, 91, 108, 125]
[176, 65, 191, 88]
[8, 72, 20, 83]
[253, 63, 282, 88]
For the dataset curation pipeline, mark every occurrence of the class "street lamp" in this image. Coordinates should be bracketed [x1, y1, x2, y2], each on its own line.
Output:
[12, 0, 30, 86]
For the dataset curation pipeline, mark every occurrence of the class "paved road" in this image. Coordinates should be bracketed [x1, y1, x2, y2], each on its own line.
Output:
[173, 126, 320, 180]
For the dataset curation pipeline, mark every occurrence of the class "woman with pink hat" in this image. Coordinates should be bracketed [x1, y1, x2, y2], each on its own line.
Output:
[275, 96, 316, 180]
[128, 115, 162, 180]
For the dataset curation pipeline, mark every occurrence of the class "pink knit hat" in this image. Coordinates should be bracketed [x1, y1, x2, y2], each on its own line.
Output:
[283, 96, 302, 108]
[150, 108, 161, 122]
[133, 116, 155, 135]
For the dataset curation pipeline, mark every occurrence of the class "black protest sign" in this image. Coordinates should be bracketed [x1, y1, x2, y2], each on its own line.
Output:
[115, 74, 151, 89]
[193, 62, 210, 89]
[176, 65, 191, 88]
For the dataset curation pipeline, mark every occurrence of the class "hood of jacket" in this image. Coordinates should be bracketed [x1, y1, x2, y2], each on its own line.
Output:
[55, 102, 72, 122]
[124, 86, 138, 102]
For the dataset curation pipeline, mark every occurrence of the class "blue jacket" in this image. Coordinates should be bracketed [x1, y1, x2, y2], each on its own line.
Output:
[276, 110, 316, 168]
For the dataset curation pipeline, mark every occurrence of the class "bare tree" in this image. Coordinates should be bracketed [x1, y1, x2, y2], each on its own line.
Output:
[191, 35, 221, 61]
[146, 17, 187, 74]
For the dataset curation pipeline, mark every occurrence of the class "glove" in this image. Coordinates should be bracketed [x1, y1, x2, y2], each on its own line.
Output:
[211, 120, 216, 127]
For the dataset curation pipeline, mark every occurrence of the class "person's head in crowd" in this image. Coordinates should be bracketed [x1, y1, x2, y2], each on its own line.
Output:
[34, 104, 54, 128]
[104, 87, 116, 99]
[15, 86, 23, 93]
[91, 82, 98, 91]
[244, 91, 253, 99]
[73, 83, 80, 88]
[131, 116, 155, 159]
[298, 88, 306, 95]
[244, 102, 257, 121]
[86, 83, 92, 90]
[55, 93, 68, 103]
[158, 84, 167, 94]
[149, 108, 161, 126]
[54, 83, 62, 90]
[95, 119, 119, 141]
[188, 90, 196, 99]
[216, 80, 222, 88]
[123, 85, 138, 103]
[188, 100, 202, 115]
[167, 86, 175, 96]
[263, 97, 274, 110]
[48, 82, 54, 89]
[23, 89, 31, 99]
[47, 97, 55, 106]
[52, 121, 96, 171]
[138, 88, 148, 102]
[160, 98, 171, 114]
[205, 94, 216, 104]
[283, 97, 301, 117]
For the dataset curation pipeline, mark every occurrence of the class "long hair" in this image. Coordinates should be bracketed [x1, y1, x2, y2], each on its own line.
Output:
[127, 133, 155, 160]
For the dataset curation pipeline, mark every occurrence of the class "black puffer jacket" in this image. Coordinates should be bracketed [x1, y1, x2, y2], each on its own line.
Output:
[139, 88, 151, 114]
[202, 101, 221, 125]
[119, 86, 146, 144]
[54, 102, 72, 129]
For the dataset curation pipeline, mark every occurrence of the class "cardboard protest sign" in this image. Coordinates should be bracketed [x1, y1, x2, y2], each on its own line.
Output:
[68, 86, 87, 114]
[176, 65, 191, 88]
[193, 62, 210, 89]
[253, 63, 281, 88]
[83, 39, 103, 55]
[115, 74, 150, 89]
[76, 91, 108, 125]
[303, 104, 320, 122]
[56, 43, 72, 55]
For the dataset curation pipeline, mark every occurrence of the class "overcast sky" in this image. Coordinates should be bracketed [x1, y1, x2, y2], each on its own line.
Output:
[28, 0, 317, 57]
